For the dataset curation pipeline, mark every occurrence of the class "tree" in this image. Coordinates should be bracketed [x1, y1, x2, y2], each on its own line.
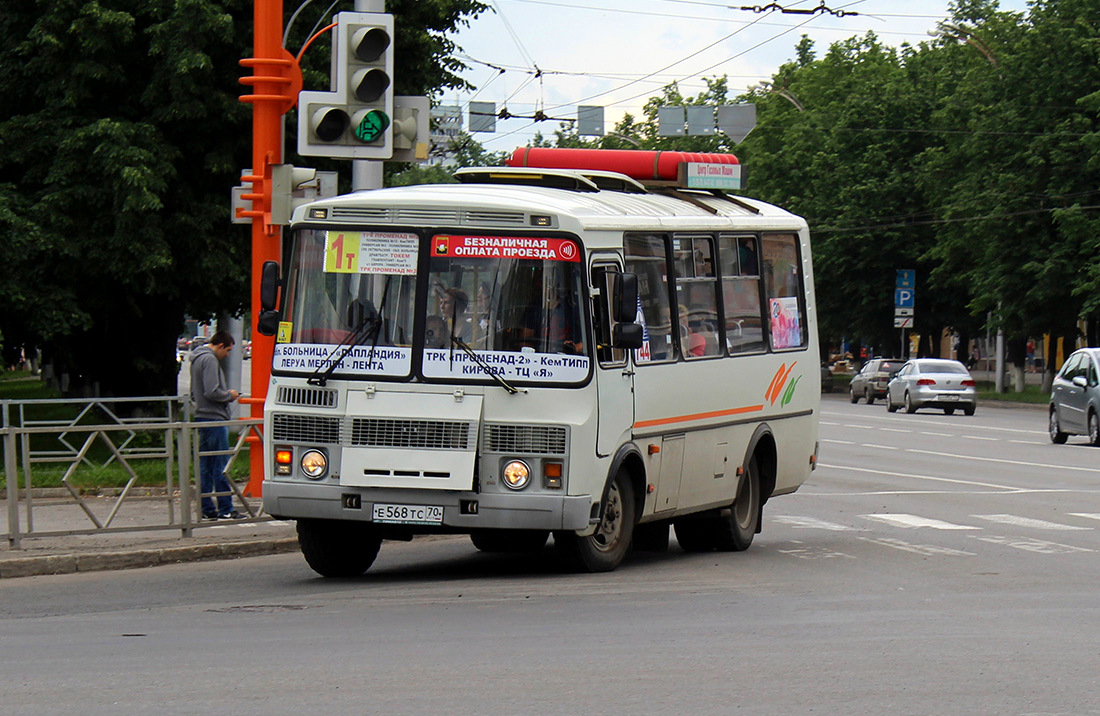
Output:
[0, 0, 488, 395]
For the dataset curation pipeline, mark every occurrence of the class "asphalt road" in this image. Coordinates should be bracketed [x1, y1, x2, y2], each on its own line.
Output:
[2, 395, 1098, 716]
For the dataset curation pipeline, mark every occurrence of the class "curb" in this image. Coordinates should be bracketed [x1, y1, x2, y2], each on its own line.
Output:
[0, 537, 300, 579]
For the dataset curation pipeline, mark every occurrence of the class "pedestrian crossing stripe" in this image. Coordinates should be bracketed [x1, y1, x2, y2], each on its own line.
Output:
[973, 514, 1090, 531]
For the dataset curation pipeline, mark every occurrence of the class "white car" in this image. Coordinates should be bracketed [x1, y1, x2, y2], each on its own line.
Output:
[885, 359, 977, 415]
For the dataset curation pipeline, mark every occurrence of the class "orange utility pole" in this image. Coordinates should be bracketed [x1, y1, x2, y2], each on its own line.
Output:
[238, 0, 302, 496]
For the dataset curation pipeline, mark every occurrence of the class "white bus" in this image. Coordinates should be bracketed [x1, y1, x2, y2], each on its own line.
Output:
[258, 149, 820, 576]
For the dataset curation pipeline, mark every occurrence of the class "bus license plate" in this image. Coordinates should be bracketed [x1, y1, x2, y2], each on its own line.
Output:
[372, 503, 444, 525]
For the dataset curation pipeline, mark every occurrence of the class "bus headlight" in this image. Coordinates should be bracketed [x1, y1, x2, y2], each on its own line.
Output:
[502, 460, 531, 490]
[300, 449, 328, 480]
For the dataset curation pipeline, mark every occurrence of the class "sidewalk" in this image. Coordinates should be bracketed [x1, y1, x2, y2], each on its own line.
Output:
[1, 493, 299, 579]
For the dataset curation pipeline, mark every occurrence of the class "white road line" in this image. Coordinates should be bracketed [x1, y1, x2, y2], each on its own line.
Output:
[878, 428, 910, 433]
[921, 432, 955, 437]
[864, 444, 900, 450]
[820, 409, 1044, 436]
[905, 448, 1100, 475]
[973, 514, 1091, 531]
[818, 463, 1021, 491]
[857, 537, 976, 556]
[969, 436, 1000, 441]
[772, 515, 857, 531]
[1069, 513, 1100, 522]
[821, 438, 856, 445]
[970, 535, 1093, 554]
[861, 513, 981, 530]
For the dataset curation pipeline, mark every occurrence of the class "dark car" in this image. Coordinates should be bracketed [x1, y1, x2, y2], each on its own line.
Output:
[849, 358, 904, 404]
[1049, 347, 1100, 445]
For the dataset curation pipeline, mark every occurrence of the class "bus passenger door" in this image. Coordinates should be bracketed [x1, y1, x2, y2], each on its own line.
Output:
[591, 259, 635, 457]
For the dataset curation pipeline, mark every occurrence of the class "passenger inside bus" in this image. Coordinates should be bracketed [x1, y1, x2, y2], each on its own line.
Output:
[436, 287, 473, 344]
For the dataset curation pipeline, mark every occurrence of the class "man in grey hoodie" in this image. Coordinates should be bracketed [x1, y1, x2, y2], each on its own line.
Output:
[190, 331, 242, 519]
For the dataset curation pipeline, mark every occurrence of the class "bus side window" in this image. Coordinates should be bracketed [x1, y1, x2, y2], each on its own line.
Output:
[672, 235, 720, 359]
[591, 264, 625, 366]
[762, 233, 807, 350]
[625, 234, 675, 363]
[719, 235, 764, 354]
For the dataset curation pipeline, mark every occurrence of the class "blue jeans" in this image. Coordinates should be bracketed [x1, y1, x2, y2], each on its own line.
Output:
[196, 419, 233, 516]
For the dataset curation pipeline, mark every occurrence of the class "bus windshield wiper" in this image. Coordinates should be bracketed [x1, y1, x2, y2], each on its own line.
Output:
[365, 276, 393, 368]
[307, 300, 381, 387]
[449, 334, 525, 395]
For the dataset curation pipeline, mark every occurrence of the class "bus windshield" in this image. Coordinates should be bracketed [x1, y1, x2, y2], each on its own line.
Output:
[274, 229, 591, 385]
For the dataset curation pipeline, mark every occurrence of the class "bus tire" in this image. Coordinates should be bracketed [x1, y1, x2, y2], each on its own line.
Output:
[673, 520, 715, 552]
[555, 471, 635, 572]
[470, 529, 549, 553]
[713, 455, 761, 552]
[632, 521, 670, 552]
[297, 519, 382, 578]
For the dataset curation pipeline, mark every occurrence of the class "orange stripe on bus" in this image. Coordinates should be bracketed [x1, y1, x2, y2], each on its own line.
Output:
[764, 363, 787, 403]
[633, 404, 765, 429]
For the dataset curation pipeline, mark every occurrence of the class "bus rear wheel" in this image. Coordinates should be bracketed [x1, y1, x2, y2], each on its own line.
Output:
[297, 519, 382, 578]
[555, 472, 635, 572]
[713, 455, 761, 551]
[470, 529, 549, 553]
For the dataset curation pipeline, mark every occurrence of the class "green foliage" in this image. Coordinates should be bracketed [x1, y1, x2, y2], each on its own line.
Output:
[0, 0, 488, 397]
[524, 2, 1100, 359]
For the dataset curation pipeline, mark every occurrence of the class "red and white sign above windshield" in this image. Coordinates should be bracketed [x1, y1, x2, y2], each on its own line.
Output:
[432, 235, 580, 262]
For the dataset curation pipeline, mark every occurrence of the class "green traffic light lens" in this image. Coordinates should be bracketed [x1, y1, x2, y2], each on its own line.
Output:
[353, 109, 390, 143]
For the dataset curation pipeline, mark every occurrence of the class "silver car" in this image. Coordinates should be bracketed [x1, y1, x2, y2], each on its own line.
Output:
[885, 359, 977, 415]
[1049, 347, 1100, 445]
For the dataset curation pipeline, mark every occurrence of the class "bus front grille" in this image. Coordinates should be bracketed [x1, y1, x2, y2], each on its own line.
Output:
[351, 419, 471, 450]
[271, 414, 342, 444]
[275, 386, 337, 408]
[483, 424, 567, 455]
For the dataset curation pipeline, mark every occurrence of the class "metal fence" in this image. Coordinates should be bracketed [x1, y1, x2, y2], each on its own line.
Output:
[1, 396, 265, 549]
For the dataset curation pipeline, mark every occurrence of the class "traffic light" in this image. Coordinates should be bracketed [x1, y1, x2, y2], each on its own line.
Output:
[297, 12, 394, 159]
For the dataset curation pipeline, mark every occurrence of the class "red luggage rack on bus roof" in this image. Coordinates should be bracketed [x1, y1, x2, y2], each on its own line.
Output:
[506, 147, 742, 188]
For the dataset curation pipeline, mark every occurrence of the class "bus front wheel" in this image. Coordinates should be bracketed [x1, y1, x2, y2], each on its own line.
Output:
[297, 519, 382, 578]
[555, 472, 635, 572]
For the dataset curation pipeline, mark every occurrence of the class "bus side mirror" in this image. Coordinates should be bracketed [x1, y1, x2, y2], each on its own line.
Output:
[613, 322, 643, 350]
[257, 261, 281, 336]
[613, 272, 638, 324]
[260, 261, 281, 311]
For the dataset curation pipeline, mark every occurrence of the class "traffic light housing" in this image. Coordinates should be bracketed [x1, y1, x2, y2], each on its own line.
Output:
[298, 12, 394, 159]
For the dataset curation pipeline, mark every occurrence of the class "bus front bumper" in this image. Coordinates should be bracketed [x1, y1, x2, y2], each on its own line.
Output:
[262, 480, 593, 532]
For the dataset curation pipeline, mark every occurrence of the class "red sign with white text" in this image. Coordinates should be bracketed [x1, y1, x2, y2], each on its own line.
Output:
[432, 235, 580, 262]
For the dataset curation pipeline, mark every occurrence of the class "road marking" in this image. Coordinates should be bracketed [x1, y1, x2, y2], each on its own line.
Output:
[878, 427, 910, 433]
[775, 541, 857, 560]
[970, 535, 1093, 554]
[864, 444, 900, 450]
[1069, 513, 1100, 522]
[973, 514, 1091, 531]
[821, 438, 856, 445]
[861, 513, 980, 530]
[969, 436, 1000, 441]
[921, 431, 955, 437]
[772, 515, 856, 531]
[906, 448, 1100, 475]
[858, 537, 976, 556]
[818, 463, 1021, 491]
[820, 409, 1045, 436]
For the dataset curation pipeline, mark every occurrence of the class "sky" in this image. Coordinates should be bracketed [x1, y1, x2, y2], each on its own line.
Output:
[445, 0, 1032, 152]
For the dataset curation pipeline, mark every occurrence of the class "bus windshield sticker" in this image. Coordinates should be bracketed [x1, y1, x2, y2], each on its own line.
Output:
[273, 343, 412, 376]
[324, 231, 418, 275]
[769, 297, 802, 349]
[431, 235, 581, 262]
[276, 321, 293, 344]
[422, 349, 589, 382]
